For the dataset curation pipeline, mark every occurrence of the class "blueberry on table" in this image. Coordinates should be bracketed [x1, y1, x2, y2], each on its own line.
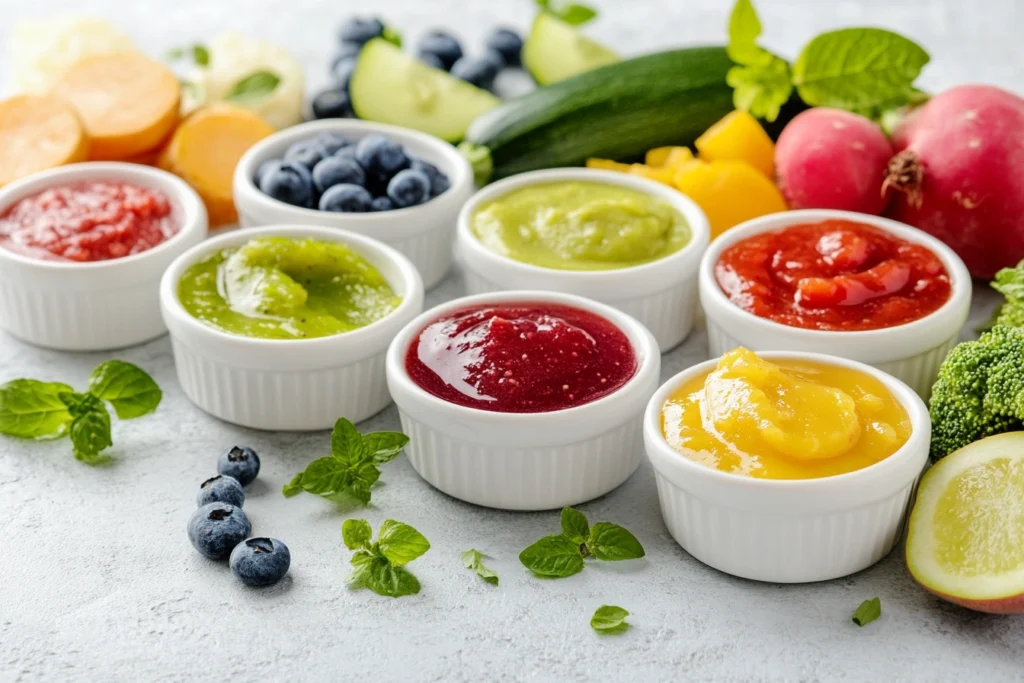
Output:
[230, 538, 291, 587]
[311, 89, 355, 120]
[387, 169, 431, 208]
[312, 156, 366, 193]
[196, 475, 245, 508]
[313, 132, 351, 157]
[258, 161, 314, 208]
[319, 184, 373, 212]
[370, 196, 394, 212]
[355, 134, 410, 189]
[331, 57, 358, 91]
[331, 42, 363, 70]
[485, 28, 524, 67]
[283, 140, 324, 170]
[451, 55, 500, 90]
[418, 52, 447, 71]
[410, 158, 450, 197]
[217, 446, 261, 486]
[188, 503, 251, 560]
[416, 30, 463, 71]
[338, 17, 384, 46]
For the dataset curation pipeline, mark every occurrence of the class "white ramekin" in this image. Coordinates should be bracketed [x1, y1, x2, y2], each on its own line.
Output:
[645, 351, 930, 583]
[699, 209, 972, 397]
[386, 290, 661, 511]
[0, 163, 208, 351]
[233, 119, 473, 289]
[456, 168, 710, 352]
[160, 224, 424, 431]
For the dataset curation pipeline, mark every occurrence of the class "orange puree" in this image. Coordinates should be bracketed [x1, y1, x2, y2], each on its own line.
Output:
[660, 348, 911, 480]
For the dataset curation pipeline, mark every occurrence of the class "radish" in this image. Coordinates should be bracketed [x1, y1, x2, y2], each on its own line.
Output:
[885, 85, 1024, 279]
[775, 108, 893, 215]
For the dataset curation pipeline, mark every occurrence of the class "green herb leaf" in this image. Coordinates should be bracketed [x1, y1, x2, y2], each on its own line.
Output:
[377, 520, 430, 565]
[342, 519, 373, 550]
[519, 534, 585, 578]
[726, 0, 772, 66]
[225, 70, 281, 104]
[192, 44, 210, 67]
[792, 28, 930, 111]
[560, 506, 590, 544]
[60, 393, 113, 464]
[727, 59, 793, 122]
[344, 521, 427, 598]
[165, 47, 185, 60]
[536, 0, 598, 26]
[282, 473, 304, 497]
[361, 431, 410, 464]
[331, 418, 365, 460]
[591, 605, 630, 633]
[87, 361, 162, 419]
[381, 25, 402, 48]
[0, 379, 74, 439]
[360, 557, 422, 597]
[587, 522, 645, 561]
[461, 549, 499, 586]
[852, 597, 882, 626]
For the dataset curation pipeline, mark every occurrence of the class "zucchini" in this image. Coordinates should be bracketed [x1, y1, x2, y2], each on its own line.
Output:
[522, 12, 619, 86]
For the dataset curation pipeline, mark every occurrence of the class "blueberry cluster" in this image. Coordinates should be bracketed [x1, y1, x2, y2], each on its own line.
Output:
[186, 446, 291, 588]
[311, 18, 389, 120]
[416, 27, 524, 91]
[256, 131, 450, 213]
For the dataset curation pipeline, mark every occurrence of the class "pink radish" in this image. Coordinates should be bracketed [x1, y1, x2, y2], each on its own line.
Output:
[885, 84, 1024, 278]
[775, 108, 893, 215]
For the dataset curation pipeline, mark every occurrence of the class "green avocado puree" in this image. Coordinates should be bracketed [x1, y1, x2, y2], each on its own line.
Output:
[178, 237, 400, 340]
[471, 181, 690, 271]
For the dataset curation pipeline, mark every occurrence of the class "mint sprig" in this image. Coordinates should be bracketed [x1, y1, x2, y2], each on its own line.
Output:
[852, 597, 882, 627]
[344, 518, 430, 597]
[226, 70, 281, 105]
[519, 507, 645, 578]
[591, 605, 630, 634]
[461, 549, 499, 586]
[725, 0, 792, 121]
[535, 0, 598, 26]
[283, 418, 409, 505]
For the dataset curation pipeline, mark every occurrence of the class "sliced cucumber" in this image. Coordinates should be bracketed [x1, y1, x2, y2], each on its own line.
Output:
[350, 39, 500, 143]
[522, 12, 619, 86]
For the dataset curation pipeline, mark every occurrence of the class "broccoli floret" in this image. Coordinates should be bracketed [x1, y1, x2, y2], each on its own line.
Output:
[980, 262, 1024, 331]
[929, 325, 1024, 460]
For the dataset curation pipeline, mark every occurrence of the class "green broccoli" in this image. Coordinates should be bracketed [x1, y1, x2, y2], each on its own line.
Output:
[979, 262, 1024, 331]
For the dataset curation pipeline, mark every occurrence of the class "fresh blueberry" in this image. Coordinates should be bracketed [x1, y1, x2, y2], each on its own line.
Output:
[312, 156, 366, 193]
[319, 184, 373, 212]
[230, 538, 291, 587]
[332, 57, 358, 91]
[338, 17, 384, 46]
[410, 158, 450, 197]
[416, 30, 463, 71]
[331, 42, 363, 73]
[259, 161, 314, 208]
[355, 134, 410, 193]
[370, 196, 394, 212]
[418, 52, 447, 71]
[485, 28, 524, 67]
[255, 159, 278, 187]
[387, 169, 431, 208]
[334, 145, 359, 163]
[188, 503, 251, 560]
[283, 140, 324, 170]
[196, 475, 245, 508]
[313, 132, 351, 157]
[311, 89, 355, 119]
[450, 55, 501, 90]
[217, 446, 261, 487]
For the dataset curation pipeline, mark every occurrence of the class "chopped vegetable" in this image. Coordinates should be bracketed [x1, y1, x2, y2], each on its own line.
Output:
[673, 159, 786, 238]
[0, 95, 88, 186]
[695, 110, 775, 179]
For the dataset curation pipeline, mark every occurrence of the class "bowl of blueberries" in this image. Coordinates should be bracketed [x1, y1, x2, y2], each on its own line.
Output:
[233, 119, 472, 288]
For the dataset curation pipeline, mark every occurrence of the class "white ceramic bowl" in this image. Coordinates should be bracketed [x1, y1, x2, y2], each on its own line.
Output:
[699, 209, 972, 396]
[456, 168, 710, 352]
[644, 351, 930, 583]
[0, 162, 208, 351]
[160, 224, 424, 431]
[386, 290, 661, 511]
[234, 119, 473, 289]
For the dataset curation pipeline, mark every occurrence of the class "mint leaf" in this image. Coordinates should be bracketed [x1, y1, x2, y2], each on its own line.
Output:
[344, 519, 428, 597]
[331, 418, 365, 460]
[362, 431, 409, 464]
[519, 534, 585, 578]
[560, 507, 590, 545]
[727, 59, 792, 122]
[852, 597, 882, 626]
[377, 520, 430, 565]
[226, 70, 281, 104]
[0, 379, 74, 439]
[361, 558, 421, 597]
[792, 28, 929, 111]
[342, 519, 373, 550]
[461, 549, 499, 586]
[282, 473, 304, 497]
[87, 361, 162, 419]
[591, 605, 630, 633]
[381, 25, 402, 48]
[60, 393, 112, 464]
[192, 44, 210, 67]
[726, 0, 772, 66]
[587, 522, 645, 561]
[536, 0, 598, 26]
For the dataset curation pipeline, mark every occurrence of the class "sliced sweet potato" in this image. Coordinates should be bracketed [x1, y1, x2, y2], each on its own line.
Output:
[0, 94, 88, 186]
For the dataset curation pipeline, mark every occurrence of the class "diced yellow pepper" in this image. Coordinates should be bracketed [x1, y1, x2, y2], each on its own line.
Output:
[627, 164, 674, 186]
[645, 146, 693, 168]
[695, 111, 776, 179]
[673, 159, 787, 239]
[586, 158, 632, 172]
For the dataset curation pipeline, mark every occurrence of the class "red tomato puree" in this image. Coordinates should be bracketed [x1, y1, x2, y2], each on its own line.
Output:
[715, 219, 951, 331]
[0, 181, 178, 262]
[405, 303, 637, 413]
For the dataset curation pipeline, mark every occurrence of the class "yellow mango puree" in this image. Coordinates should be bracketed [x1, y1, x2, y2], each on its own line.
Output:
[660, 348, 911, 480]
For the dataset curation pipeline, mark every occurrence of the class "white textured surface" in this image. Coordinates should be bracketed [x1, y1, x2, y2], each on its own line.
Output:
[1, 1, 1023, 682]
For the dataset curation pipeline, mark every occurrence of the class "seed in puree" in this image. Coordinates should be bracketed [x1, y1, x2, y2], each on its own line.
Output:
[661, 348, 911, 480]
[715, 219, 951, 331]
[471, 181, 690, 270]
[405, 303, 636, 413]
[178, 236, 400, 340]
[0, 181, 177, 262]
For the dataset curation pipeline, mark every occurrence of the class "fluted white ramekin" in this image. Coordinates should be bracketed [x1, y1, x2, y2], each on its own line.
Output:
[699, 209, 972, 397]
[456, 169, 710, 352]
[645, 351, 930, 583]
[0, 163, 208, 351]
[386, 290, 660, 511]
[160, 224, 424, 430]
[234, 119, 472, 289]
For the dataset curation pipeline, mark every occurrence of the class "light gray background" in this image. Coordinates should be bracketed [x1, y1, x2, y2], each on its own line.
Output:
[1, 1, 1022, 681]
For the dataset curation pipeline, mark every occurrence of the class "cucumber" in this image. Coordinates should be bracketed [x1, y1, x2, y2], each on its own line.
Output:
[523, 13, 619, 86]
[350, 39, 500, 143]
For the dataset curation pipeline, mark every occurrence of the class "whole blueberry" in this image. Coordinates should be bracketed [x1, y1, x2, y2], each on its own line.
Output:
[311, 89, 355, 120]
[283, 140, 323, 170]
[255, 159, 278, 187]
[218, 446, 261, 487]
[450, 55, 500, 90]
[313, 132, 351, 157]
[188, 503, 251, 560]
[332, 57, 358, 91]
[485, 28, 524, 67]
[230, 538, 291, 587]
[319, 184, 373, 212]
[370, 196, 394, 212]
[338, 17, 384, 46]
[410, 158, 450, 197]
[259, 161, 313, 208]
[312, 156, 366, 193]
[416, 30, 463, 71]
[334, 146, 359, 163]
[355, 134, 410, 191]
[387, 169, 431, 208]
[331, 42, 363, 72]
[418, 52, 447, 71]
[196, 475, 245, 508]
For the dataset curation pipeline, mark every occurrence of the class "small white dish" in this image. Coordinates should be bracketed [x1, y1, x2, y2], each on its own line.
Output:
[386, 290, 660, 511]
[0, 162, 208, 351]
[234, 119, 473, 289]
[160, 224, 424, 431]
[456, 168, 710, 352]
[644, 351, 930, 583]
[699, 209, 972, 396]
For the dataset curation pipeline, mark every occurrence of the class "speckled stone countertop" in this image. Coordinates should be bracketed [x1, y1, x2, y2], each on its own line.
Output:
[1, 1, 1022, 681]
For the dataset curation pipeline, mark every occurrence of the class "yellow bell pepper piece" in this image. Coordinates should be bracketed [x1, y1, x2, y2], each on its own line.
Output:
[586, 158, 632, 172]
[627, 164, 674, 185]
[645, 146, 693, 168]
[673, 159, 787, 239]
[695, 111, 776, 179]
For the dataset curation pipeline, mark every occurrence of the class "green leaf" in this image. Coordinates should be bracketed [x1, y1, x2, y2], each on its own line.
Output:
[61, 393, 113, 464]
[519, 534, 585, 578]
[792, 28, 930, 111]
[165, 47, 185, 60]
[87, 361, 162, 419]
[587, 522, 645, 561]
[377, 520, 430, 566]
[726, 0, 772, 66]
[362, 431, 409, 464]
[361, 558, 422, 597]
[225, 70, 281, 104]
[0, 379, 74, 439]
[727, 59, 793, 122]
[461, 549, 499, 586]
[381, 25, 402, 48]
[591, 605, 630, 633]
[560, 507, 590, 544]
[330, 418, 365, 461]
[346, 549, 376, 587]
[342, 519, 373, 550]
[192, 44, 210, 67]
[282, 473, 304, 497]
[852, 597, 882, 626]
[536, 0, 598, 26]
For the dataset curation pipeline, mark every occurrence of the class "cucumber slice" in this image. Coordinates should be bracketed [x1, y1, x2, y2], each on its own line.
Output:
[523, 12, 619, 86]
[350, 39, 500, 143]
